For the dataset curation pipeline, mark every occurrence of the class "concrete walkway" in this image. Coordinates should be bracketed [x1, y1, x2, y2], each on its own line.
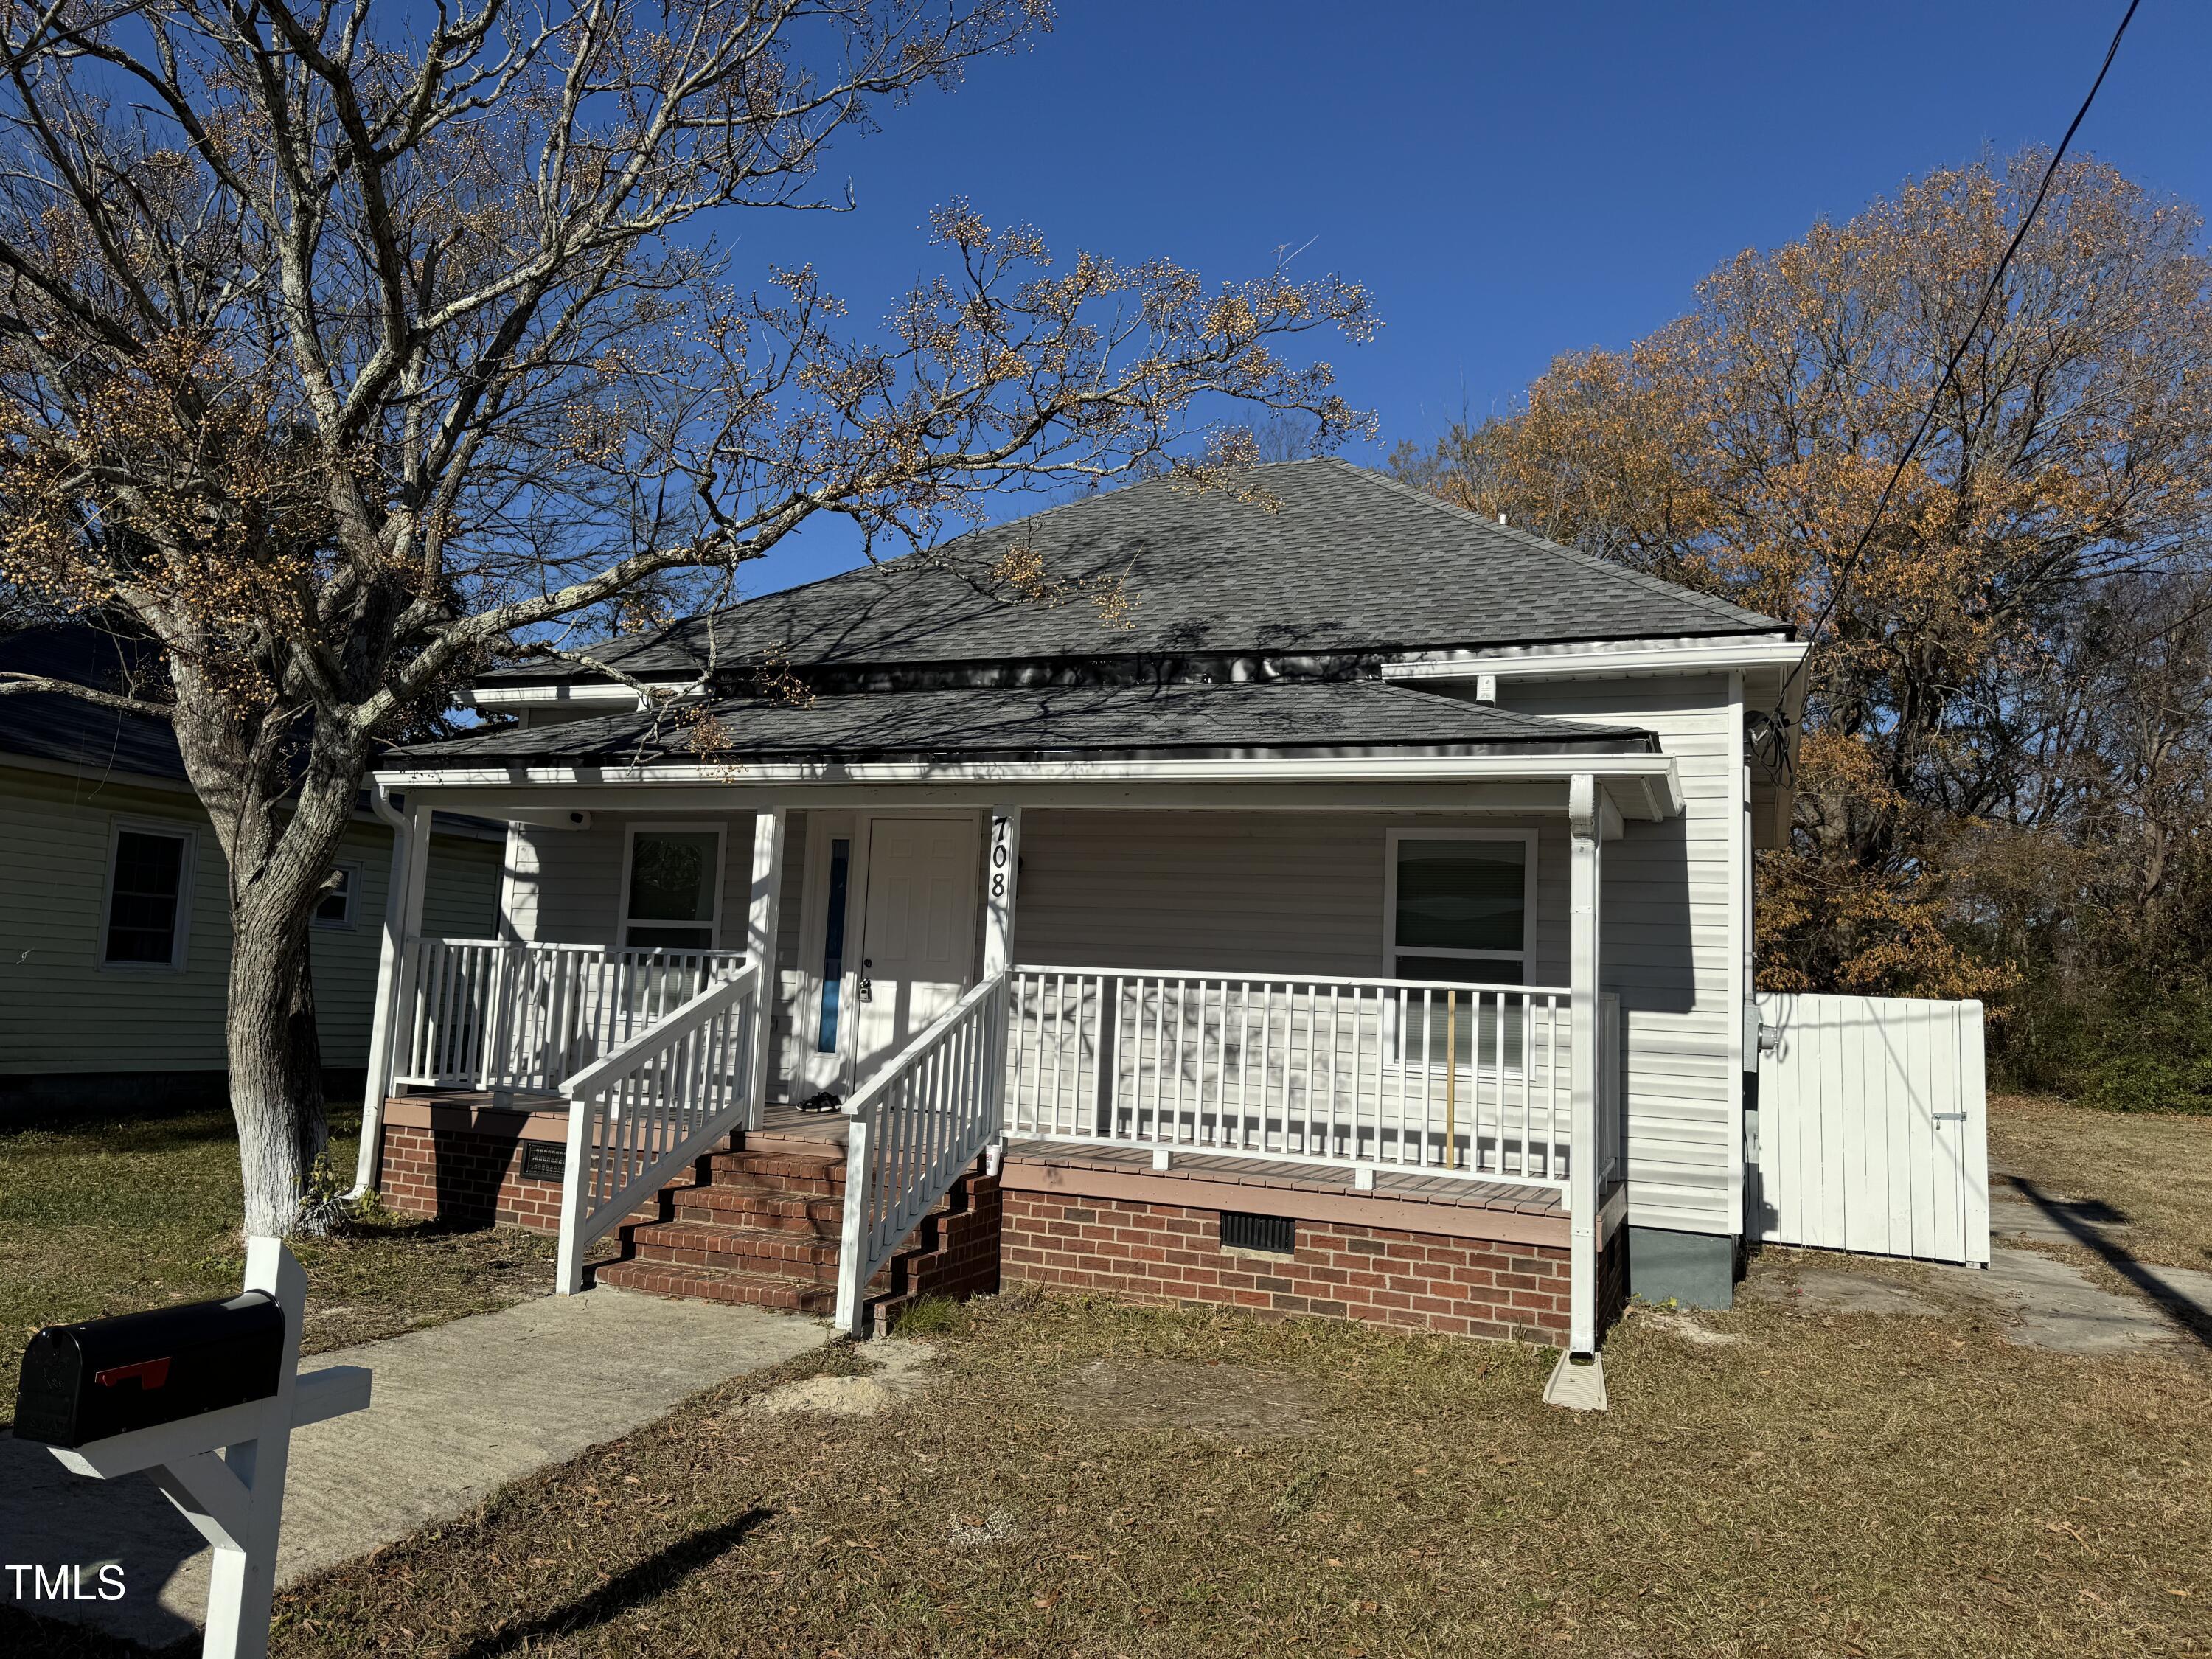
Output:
[4, 1289, 829, 1649]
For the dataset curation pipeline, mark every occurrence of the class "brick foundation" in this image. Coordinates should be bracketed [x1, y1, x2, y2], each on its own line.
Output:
[1002, 1189, 1623, 1344]
[377, 1115, 569, 1232]
[379, 1101, 1627, 1345]
[888, 1172, 1004, 1305]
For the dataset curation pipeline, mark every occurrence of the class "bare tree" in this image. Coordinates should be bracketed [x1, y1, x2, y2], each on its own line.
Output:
[0, 1, 1377, 1233]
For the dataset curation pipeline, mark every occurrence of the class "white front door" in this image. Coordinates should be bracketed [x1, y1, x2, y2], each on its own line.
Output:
[848, 814, 981, 1087]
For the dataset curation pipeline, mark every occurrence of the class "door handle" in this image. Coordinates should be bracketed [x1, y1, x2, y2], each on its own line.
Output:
[857, 958, 873, 1004]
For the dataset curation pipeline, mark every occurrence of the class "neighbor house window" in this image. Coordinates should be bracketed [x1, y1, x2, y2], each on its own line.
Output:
[621, 825, 723, 950]
[313, 862, 361, 928]
[103, 825, 193, 968]
[815, 837, 852, 1053]
[1385, 832, 1535, 1066]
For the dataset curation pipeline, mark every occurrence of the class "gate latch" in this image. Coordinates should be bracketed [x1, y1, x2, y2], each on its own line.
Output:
[1933, 1112, 1968, 1123]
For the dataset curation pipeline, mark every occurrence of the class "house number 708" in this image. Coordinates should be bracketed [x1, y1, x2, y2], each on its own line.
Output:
[990, 815, 1012, 900]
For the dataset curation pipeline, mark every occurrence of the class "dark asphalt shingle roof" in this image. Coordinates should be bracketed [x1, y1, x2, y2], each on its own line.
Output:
[0, 625, 184, 779]
[485, 459, 1787, 685]
[0, 625, 502, 836]
[391, 679, 1658, 770]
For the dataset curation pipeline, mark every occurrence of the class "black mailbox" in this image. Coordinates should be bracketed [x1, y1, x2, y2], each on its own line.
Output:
[13, 1290, 285, 1449]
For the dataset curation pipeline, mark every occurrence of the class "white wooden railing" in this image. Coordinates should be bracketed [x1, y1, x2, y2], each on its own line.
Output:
[1006, 966, 1590, 1194]
[396, 938, 749, 1093]
[554, 965, 761, 1295]
[833, 973, 1009, 1335]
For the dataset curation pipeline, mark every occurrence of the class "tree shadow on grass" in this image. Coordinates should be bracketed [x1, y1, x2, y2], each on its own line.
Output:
[446, 1508, 773, 1659]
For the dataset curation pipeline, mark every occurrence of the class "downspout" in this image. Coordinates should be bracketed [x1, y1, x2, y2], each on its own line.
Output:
[349, 782, 414, 1200]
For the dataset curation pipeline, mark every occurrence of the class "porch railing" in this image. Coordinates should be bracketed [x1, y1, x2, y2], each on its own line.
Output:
[833, 972, 1009, 1335]
[554, 964, 762, 1295]
[395, 938, 750, 1094]
[1005, 966, 1585, 1194]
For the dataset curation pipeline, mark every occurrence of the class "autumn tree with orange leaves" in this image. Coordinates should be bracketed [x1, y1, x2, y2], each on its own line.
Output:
[0, 1, 1377, 1234]
[1397, 153, 2212, 1087]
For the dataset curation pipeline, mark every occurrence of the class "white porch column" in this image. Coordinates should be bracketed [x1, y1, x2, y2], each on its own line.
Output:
[1565, 772, 1604, 1359]
[981, 805, 1022, 1164]
[746, 807, 788, 1129]
[352, 793, 433, 1196]
[983, 805, 1022, 975]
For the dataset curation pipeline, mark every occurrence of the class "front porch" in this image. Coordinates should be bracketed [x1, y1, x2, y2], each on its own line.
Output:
[361, 799, 1633, 1353]
[357, 738, 1669, 1364]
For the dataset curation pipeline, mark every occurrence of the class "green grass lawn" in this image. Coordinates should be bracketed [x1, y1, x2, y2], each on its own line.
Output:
[0, 1102, 556, 1425]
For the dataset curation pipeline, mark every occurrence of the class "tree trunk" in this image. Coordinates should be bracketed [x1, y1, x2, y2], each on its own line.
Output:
[227, 905, 329, 1237]
[162, 659, 370, 1239]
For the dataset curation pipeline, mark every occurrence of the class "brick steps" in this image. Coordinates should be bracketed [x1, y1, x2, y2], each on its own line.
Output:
[588, 1127, 1001, 1326]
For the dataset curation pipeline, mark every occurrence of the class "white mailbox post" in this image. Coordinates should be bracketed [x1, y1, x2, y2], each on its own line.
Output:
[34, 1239, 371, 1659]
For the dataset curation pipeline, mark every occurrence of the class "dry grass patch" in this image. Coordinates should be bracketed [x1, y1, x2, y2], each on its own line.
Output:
[0, 1103, 556, 1423]
[1990, 1094, 2212, 1273]
[262, 1273, 2212, 1659]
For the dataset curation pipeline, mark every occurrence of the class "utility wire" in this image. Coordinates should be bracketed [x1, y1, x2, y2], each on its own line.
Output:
[1760, 0, 2143, 772]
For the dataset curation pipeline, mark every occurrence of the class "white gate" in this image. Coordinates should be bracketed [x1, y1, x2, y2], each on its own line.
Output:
[1751, 993, 1989, 1266]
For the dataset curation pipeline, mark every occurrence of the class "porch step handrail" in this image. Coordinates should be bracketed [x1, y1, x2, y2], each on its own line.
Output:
[554, 964, 762, 1295]
[833, 972, 1009, 1335]
[395, 936, 749, 1094]
[1005, 964, 1576, 1193]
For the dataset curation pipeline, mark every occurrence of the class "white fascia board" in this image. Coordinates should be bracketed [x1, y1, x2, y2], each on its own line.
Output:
[465, 679, 701, 710]
[373, 751, 1685, 818]
[1382, 636, 1805, 682]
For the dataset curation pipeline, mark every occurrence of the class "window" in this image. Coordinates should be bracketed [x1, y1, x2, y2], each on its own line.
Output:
[815, 837, 852, 1053]
[1385, 832, 1535, 1067]
[313, 862, 361, 929]
[103, 825, 192, 968]
[1387, 832, 1531, 983]
[620, 824, 724, 950]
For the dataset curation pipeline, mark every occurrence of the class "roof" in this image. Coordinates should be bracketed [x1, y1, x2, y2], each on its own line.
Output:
[390, 678, 1658, 771]
[0, 624, 503, 836]
[484, 458, 1788, 686]
[0, 625, 184, 779]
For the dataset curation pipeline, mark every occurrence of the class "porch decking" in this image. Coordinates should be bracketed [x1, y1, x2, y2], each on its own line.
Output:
[1000, 1138, 1568, 1243]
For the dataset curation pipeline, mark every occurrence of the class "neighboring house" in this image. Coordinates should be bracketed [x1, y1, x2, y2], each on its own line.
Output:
[352, 459, 1978, 1383]
[0, 627, 504, 1110]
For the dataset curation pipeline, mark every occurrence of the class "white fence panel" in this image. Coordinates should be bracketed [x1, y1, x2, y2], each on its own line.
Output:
[1753, 992, 1989, 1266]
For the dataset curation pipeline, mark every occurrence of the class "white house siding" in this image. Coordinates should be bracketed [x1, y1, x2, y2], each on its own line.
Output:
[1012, 809, 1572, 987]
[504, 810, 813, 1099]
[501, 812, 759, 950]
[1486, 673, 1743, 1239]
[0, 765, 498, 1077]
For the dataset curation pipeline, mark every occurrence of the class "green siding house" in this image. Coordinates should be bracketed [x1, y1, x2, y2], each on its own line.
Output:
[0, 627, 502, 1110]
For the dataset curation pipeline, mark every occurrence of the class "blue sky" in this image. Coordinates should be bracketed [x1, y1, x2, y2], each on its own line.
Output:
[740, 0, 2205, 594]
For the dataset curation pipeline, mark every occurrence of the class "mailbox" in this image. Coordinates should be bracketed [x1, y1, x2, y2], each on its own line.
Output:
[13, 1290, 285, 1448]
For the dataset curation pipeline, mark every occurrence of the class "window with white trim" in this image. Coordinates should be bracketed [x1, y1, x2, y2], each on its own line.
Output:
[102, 825, 193, 967]
[313, 862, 361, 928]
[1385, 831, 1535, 1067]
[620, 824, 724, 950]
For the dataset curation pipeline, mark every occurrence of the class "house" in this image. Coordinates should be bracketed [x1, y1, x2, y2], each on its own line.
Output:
[352, 457, 1815, 1384]
[0, 625, 504, 1113]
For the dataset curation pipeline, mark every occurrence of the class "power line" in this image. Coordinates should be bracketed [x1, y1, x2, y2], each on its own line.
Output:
[1762, 0, 2143, 770]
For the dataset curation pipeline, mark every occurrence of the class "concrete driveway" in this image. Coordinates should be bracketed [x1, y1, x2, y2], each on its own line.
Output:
[1744, 1167, 2212, 1359]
